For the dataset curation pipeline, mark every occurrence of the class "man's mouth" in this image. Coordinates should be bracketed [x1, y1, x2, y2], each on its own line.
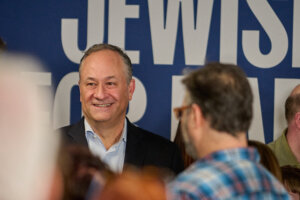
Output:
[93, 103, 112, 107]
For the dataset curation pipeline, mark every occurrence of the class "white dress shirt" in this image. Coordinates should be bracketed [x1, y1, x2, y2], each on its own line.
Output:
[84, 119, 127, 172]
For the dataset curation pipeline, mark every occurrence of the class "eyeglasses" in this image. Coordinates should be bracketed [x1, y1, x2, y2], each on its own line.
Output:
[173, 105, 191, 120]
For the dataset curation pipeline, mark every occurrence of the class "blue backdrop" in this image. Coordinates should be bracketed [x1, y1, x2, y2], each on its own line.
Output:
[0, 0, 299, 143]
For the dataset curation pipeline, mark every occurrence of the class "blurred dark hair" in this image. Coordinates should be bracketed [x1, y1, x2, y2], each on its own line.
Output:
[248, 140, 282, 182]
[281, 165, 300, 195]
[182, 62, 253, 136]
[58, 145, 114, 200]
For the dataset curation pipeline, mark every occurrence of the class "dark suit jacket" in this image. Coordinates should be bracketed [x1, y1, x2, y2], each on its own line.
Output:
[58, 118, 184, 174]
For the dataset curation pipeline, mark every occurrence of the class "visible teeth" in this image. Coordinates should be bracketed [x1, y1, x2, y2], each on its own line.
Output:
[95, 104, 111, 107]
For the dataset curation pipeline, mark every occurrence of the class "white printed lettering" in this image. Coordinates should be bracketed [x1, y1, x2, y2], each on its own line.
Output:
[181, 0, 214, 65]
[148, 0, 180, 64]
[220, 0, 238, 64]
[127, 77, 147, 123]
[61, 0, 105, 64]
[108, 0, 140, 64]
[53, 72, 79, 129]
[248, 78, 265, 143]
[242, 0, 288, 68]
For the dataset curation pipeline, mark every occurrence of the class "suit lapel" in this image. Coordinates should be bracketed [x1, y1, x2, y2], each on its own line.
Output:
[68, 118, 147, 166]
[68, 118, 89, 146]
[124, 119, 146, 167]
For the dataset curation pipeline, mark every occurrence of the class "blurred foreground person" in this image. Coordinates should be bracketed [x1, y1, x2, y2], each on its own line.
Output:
[59, 145, 115, 200]
[168, 63, 289, 199]
[98, 167, 167, 200]
[0, 54, 61, 200]
[281, 165, 300, 200]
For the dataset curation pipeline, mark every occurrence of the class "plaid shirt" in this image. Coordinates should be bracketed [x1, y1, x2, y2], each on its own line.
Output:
[168, 148, 290, 200]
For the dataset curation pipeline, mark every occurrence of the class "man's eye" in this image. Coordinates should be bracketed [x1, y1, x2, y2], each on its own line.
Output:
[107, 82, 116, 86]
[87, 83, 96, 86]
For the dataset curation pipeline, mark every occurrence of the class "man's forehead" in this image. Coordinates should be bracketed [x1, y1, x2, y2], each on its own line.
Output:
[84, 76, 118, 81]
[291, 84, 300, 96]
[81, 49, 122, 67]
[88, 49, 120, 60]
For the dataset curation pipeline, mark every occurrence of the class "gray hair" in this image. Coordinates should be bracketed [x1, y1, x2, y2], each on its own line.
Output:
[79, 43, 133, 84]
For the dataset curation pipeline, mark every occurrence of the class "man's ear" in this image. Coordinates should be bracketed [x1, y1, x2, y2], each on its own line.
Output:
[294, 112, 300, 129]
[128, 79, 135, 100]
[78, 80, 83, 103]
[188, 104, 205, 147]
[190, 104, 204, 129]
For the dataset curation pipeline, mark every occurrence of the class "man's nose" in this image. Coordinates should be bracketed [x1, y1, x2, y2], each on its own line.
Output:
[94, 84, 106, 99]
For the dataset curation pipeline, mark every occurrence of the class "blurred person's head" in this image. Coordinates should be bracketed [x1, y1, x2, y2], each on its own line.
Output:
[283, 84, 300, 166]
[248, 140, 282, 182]
[59, 145, 114, 200]
[182, 62, 253, 135]
[281, 165, 300, 200]
[0, 53, 60, 200]
[174, 62, 253, 159]
[285, 85, 300, 124]
[98, 167, 166, 200]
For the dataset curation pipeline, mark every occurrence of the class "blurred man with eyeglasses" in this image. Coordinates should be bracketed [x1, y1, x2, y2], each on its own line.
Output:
[168, 62, 289, 199]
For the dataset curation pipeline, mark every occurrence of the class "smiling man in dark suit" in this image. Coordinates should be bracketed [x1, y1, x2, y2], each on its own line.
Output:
[58, 43, 183, 174]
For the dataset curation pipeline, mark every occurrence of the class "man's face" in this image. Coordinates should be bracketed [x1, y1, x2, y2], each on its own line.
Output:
[79, 50, 135, 126]
[180, 93, 198, 160]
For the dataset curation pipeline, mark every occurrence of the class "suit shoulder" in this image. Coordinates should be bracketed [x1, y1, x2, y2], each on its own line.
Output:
[54, 124, 73, 142]
[128, 123, 184, 174]
[55, 124, 73, 135]
[57, 124, 72, 132]
[56, 119, 84, 134]
[131, 124, 175, 147]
